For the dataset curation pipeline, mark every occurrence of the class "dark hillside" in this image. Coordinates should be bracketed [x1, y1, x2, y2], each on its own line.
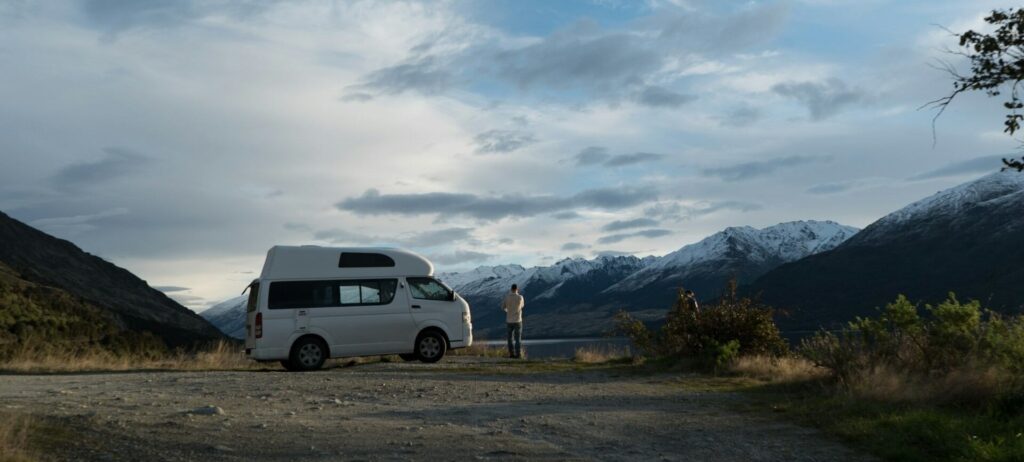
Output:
[0, 211, 224, 348]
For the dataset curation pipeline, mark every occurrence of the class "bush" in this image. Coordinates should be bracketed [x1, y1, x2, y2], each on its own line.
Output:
[800, 293, 1024, 403]
[615, 280, 787, 369]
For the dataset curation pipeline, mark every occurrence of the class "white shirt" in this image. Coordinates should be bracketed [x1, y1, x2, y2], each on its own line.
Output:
[501, 292, 525, 323]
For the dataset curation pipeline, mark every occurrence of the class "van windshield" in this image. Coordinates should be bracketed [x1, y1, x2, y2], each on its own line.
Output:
[246, 282, 259, 313]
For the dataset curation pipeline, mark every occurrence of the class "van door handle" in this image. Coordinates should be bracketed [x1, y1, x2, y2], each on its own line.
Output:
[411, 305, 421, 309]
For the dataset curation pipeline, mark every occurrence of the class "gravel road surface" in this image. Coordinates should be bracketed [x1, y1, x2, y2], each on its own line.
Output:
[0, 357, 871, 461]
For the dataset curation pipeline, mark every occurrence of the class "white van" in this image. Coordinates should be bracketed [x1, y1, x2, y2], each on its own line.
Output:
[244, 246, 472, 371]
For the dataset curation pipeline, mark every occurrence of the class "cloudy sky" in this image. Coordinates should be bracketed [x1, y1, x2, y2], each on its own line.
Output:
[1, 0, 1019, 311]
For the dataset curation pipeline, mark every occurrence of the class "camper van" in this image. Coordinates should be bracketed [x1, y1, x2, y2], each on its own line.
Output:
[244, 246, 472, 371]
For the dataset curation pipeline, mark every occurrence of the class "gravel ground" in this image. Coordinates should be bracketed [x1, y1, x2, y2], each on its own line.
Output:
[0, 357, 871, 461]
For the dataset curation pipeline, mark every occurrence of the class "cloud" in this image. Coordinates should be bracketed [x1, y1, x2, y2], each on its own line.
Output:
[551, 211, 583, 220]
[336, 187, 658, 221]
[772, 78, 865, 120]
[804, 178, 884, 195]
[80, 0, 200, 38]
[572, 146, 664, 167]
[572, 146, 611, 166]
[473, 129, 537, 154]
[50, 147, 152, 190]
[719, 105, 762, 127]
[702, 155, 827, 181]
[29, 207, 130, 236]
[908, 155, 1006, 181]
[634, 85, 697, 108]
[429, 250, 495, 265]
[596, 228, 672, 244]
[283, 222, 312, 232]
[348, 3, 788, 105]
[561, 242, 588, 251]
[493, 24, 663, 92]
[398, 227, 476, 247]
[601, 217, 659, 232]
[345, 56, 455, 99]
[153, 285, 190, 293]
[604, 152, 664, 167]
[687, 201, 763, 217]
[313, 227, 476, 248]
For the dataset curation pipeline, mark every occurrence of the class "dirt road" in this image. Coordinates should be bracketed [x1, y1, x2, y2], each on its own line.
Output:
[1, 358, 870, 461]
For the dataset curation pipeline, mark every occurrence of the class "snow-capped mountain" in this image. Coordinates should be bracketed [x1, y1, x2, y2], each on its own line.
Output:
[200, 295, 247, 339]
[753, 171, 1024, 333]
[604, 220, 858, 296]
[439, 220, 857, 337]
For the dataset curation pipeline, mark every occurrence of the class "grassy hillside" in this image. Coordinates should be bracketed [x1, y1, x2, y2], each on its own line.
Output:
[0, 262, 166, 360]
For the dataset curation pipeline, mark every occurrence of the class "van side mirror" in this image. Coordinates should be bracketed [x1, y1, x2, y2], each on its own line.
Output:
[447, 292, 456, 302]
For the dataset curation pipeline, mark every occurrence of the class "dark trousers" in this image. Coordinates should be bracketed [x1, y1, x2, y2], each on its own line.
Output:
[506, 322, 523, 358]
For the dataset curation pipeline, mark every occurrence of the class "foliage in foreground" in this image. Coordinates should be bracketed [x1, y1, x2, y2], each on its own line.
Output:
[800, 293, 1024, 404]
[715, 294, 1024, 462]
[615, 280, 787, 369]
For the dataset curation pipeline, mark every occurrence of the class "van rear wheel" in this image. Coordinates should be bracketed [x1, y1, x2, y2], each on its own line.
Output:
[415, 331, 447, 363]
[287, 337, 327, 371]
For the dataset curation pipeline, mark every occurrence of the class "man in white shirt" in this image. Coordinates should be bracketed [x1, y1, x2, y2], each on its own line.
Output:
[501, 284, 525, 359]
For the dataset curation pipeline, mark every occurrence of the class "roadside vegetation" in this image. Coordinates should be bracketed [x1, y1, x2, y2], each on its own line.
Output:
[0, 412, 35, 462]
[0, 340, 256, 373]
[617, 283, 1024, 461]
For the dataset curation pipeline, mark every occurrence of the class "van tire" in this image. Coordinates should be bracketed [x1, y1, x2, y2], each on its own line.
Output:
[415, 330, 447, 363]
[398, 353, 418, 362]
[287, 336, 328, 371]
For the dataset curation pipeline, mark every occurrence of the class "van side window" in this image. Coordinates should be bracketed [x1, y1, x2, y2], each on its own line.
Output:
[268, 281, 335, 309]
[337, 280, 397, 306]
[338, 252, 395, 268]
[407, 277, 452, 301]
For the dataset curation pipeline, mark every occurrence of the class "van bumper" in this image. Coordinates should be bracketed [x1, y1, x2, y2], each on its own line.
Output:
[452, 324, 473, 348]
[247, 347, 288, 361]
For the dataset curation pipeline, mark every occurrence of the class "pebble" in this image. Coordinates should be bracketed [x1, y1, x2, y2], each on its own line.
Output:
[188, 405, 225, 416]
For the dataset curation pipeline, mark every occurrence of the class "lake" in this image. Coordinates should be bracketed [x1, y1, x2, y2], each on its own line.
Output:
[479, 337, 633, 359]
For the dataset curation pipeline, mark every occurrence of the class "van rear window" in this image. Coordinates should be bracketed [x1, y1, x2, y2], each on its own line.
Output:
[246, 282, 260, 313]
[338, 252, 395, 268]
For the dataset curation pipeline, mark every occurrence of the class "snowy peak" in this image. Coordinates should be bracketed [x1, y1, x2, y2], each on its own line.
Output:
[602, 220, 858, 294]
[199, 295, 247, 339]
[653, 220, 858, 269]
[856, 171, 1024, 242]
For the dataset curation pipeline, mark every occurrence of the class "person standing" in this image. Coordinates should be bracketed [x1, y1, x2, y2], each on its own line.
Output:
[683, 289, 700, 316]
[502, 284, 525, 359]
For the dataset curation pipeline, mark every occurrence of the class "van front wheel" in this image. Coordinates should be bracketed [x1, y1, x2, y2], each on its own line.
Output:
[415, 331, 447, 363]
[287, 337, 327, 371]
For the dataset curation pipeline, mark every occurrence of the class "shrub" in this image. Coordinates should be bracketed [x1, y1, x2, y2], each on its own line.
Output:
[616, 280, 787, 368]
[800, 293, 1024, 403]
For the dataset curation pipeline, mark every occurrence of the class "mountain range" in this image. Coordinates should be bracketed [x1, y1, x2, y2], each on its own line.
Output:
[0, 211, 224, 349]
[436, 220, 858, 338]
[752, 171, 1024, 332]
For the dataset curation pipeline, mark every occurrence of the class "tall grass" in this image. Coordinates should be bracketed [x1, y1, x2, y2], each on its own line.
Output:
[572, 344, 633, 364]
[0, 413, 34, 462]
[449, 339, 509, 358]
[0, 340, 257, 373]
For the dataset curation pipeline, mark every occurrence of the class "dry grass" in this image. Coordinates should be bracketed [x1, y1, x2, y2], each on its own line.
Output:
[0, 413, 34, 462]
[573, 344, 632, 364]
[0, 340, 259, 373]
[844, 364, 1012, 405]
[450, 340, 509, 358]
[728, 355, 826, 384]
